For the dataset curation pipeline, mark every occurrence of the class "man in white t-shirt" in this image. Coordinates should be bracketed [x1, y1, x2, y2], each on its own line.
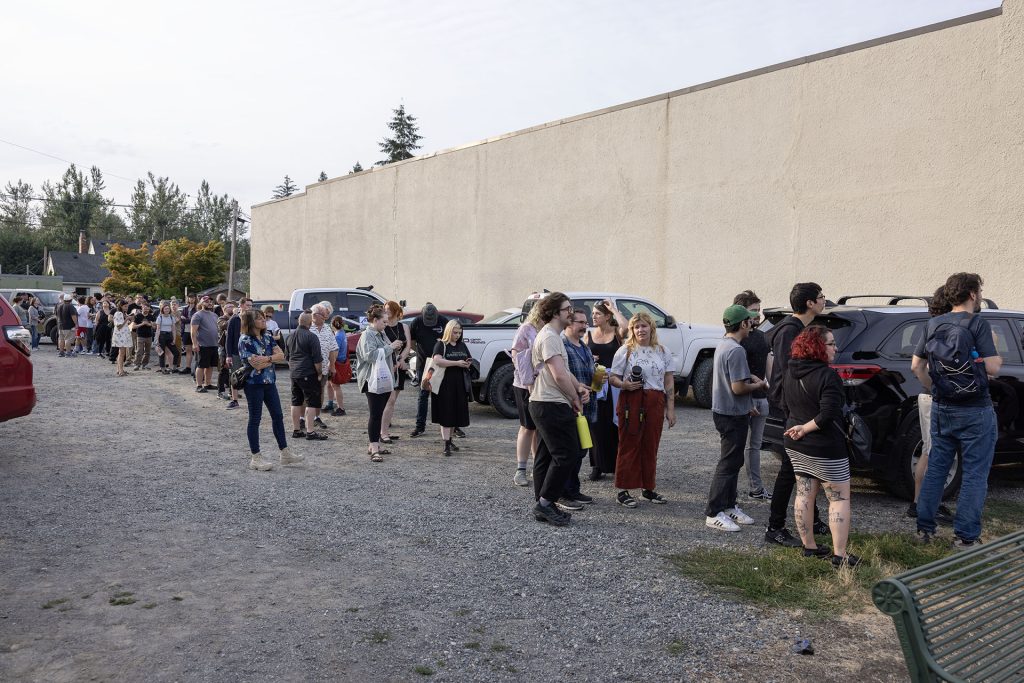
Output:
[75, 296, 93, 355]
[528, 292, 590, 527]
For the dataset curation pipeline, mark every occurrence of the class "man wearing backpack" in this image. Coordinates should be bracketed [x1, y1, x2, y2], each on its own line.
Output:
[912, 273, 1001, 547]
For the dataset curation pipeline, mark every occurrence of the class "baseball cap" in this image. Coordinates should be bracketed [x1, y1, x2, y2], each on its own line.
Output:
[723, 304, 757, 326]
[63, 293, 72, 301]
[422, 303, 438, 326]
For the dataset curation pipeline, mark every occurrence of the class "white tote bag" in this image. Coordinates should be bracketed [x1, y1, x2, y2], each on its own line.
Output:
[367, 348, 395, 394]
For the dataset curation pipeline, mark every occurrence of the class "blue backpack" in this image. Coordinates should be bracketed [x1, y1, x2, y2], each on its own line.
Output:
[925, 316, 988, 402]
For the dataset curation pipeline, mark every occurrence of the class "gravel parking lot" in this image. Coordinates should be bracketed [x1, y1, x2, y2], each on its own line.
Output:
[2, 351, 1022, 681]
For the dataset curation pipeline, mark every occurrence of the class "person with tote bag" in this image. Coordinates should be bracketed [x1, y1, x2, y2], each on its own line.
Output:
[356, 304, 402, 462]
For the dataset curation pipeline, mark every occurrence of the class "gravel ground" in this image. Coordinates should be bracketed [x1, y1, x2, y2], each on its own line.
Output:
[2, 350, 1022, 682]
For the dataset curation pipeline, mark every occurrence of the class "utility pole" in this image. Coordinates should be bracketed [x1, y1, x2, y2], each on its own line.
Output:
[228, 200, 238, 298]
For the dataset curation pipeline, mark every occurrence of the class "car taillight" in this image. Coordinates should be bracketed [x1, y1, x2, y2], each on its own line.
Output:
[831, 364, 882, 386]
[4, 326, 32, 357]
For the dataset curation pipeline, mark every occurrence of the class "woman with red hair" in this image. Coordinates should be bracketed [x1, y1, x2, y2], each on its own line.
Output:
[782, 325, 860, 569]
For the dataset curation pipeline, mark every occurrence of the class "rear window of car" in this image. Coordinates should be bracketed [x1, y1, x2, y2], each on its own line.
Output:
[879, 319, 928, 359]
[759, 314, 855, 350]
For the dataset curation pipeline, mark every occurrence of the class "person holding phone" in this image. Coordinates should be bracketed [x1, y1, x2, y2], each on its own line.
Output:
[424, 320, 473, 456]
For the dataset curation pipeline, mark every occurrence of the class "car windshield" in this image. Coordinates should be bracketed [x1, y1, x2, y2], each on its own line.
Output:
[479, 310, 519, 324]
[36, 291, 63, 306]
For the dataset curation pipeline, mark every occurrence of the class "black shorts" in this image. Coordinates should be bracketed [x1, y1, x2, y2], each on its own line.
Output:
[182, 331, 192, 346]
[198, 346, 218, 369]
[513, 386, 536, 430]
[291, 375, 323, 408]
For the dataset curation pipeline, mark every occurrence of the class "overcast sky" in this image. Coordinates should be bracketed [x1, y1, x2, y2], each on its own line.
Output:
[1, 0, 1001, 218]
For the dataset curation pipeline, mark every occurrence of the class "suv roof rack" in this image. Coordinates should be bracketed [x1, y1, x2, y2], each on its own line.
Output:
[836, 294, 999, 309]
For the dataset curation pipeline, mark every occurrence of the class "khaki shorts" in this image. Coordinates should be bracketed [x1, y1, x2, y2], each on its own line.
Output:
[60, 328, 76, 345]
[918, 393, 933, 456]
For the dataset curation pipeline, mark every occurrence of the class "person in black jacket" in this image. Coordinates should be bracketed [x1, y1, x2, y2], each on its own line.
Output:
[764, 282, 827, 548]
[783, 325, 860, 569]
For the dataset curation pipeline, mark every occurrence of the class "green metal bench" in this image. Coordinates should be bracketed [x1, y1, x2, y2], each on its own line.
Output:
[872, 529, 1024, 682]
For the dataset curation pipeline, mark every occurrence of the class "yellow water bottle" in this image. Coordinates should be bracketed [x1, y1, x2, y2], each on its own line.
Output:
[577, 413, 593, 450]
[591, 364, 606, 393]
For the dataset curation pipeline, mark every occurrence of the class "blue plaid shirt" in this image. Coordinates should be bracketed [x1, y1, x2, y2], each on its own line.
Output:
[563, 334, 597, 422]
[238, 332, 277, 385]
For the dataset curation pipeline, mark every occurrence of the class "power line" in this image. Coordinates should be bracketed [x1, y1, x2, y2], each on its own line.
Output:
[0, 137, 137, 183]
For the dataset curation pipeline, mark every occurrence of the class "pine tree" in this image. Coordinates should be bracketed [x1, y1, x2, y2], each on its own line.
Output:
[350, 162, 364, 174]
[376, 104, 422, 165]
[318, 171, 328, 182]
[273, 175, 299, 199]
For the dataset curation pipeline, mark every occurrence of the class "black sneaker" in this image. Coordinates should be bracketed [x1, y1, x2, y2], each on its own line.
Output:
[299, 418, 306, 432]
[292, 429, 306, 438]
[555, 498, 584, 512]
[306, 431, 328, 441]
[204, 384, 216, 390]
[802, 545, 833, 559]
[915, 528, 935, 544]
[617, 491, 638, 509]
[906, 502, 918, 518]
[331, 408, 346, 416]
[410, 428, 426, 438]
[533, 503, 569, 526]
[313, 416, 328, 430]
[571, 493, 594, 504]
[195, 386, 208, 393]
[936, 505, 955, 526]
[831, 553, 861, 569]
[748, 488, 773, 500]
[641, 489, 667, 504]
[588, 467, 603, 481]
[449, 440, 460, 452]
[764, 527, 803, 548]
[454, 427, 467, 438]
[813, 520, 830, 535]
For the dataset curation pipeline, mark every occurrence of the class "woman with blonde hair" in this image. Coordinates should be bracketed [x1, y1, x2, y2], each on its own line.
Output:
[379, 301, 411, 442]
[424, 319, 472, 456]
[608, 311, 676, 508]
[509, 303, 545, 484]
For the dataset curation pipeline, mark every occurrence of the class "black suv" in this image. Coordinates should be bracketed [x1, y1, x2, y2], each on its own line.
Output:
[761, 295, 1024, 500]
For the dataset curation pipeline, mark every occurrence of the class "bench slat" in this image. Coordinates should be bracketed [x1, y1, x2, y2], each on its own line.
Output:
[912, 549, 1024, 598]
[947, 627, 1024, 680]
[925, 582, 1024, 645]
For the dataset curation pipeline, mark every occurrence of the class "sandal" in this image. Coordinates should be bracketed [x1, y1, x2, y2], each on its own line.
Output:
[380, 437, 393, 444]
[368, 447, 392, 455]
[370, 452, 384, 462]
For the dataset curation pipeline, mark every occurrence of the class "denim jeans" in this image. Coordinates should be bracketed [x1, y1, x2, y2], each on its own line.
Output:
[918, 402, 997, 541]
[243, 383, 288, 454]
[745, 397, 769, 491]
[28, 325, 39, 349]
[706, 412, 749, 517]
[415, 388, 430, 431]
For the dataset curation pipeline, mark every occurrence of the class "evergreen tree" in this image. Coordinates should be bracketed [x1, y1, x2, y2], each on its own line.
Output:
[128, 172, 188, 243]
[273, 175, 299, 198]
[39, 165, 116, 250]
[350, 162, 364, 174]
[187, 180, 235, 242]
[318, 171, 328, 182]
[376, 104, 422, 165]
[0, 182, 43, 273]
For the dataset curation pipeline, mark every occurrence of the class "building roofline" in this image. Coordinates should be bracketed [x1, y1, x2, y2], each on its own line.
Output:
[252, 5, 1003, 211]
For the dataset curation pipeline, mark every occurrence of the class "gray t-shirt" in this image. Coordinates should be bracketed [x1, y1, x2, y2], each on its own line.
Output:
[190, 309, 220, 347]
[712, 337, 753, 416]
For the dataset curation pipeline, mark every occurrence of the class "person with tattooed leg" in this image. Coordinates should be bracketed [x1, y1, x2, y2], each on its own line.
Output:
[782, 326, 861, 568]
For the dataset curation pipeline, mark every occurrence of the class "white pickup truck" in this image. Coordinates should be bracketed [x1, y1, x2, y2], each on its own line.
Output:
[462, 291, 723, 418]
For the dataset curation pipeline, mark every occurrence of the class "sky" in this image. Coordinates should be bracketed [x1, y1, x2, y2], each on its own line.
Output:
[0, 0, 1001, 219]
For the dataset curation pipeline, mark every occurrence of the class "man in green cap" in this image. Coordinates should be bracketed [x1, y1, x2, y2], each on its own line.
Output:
[704, 304, 767, 532]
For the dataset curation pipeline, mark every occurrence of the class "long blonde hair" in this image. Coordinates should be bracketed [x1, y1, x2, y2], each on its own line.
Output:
[440, 320, 463, 344]
[624, 311, 662, 353]
[525, 301, 545, 329]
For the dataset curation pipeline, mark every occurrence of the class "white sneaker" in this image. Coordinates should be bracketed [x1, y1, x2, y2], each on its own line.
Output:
[724, 506, 755, 525]
[513, 469, 529, 487]
[705, 512, 741, 532]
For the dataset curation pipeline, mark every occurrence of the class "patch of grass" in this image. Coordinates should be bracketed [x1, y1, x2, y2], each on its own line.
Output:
[57, 605, 73, 613]
[471, 625, 485, 634]
[490, 641, 510, 653]
[463, 641, 481, 650]
[80, 594, 92, 599]
[668, 532, 954, 617]
[983, 498, 1024, 537]
[108, 591, 137, 607]
[41, 598, 69, 610]
[367, 630, 390, 644]
[345, 607, 359, 613]
[453, 608, 470, 617]
[413, 665, 434, 676]
[142, 603, 158, 609]
[666, 639, 685, 656]
[435, 659, 446, 668]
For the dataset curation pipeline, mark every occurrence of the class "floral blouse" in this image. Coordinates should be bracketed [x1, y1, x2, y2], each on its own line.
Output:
[238, 332, 277, 385]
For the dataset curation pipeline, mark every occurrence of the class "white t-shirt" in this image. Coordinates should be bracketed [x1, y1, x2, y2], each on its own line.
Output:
[530, 325, 571, 405]
[610, 344, 674, 391]
[77, 304, 93, 328]
[266, 319, 280, 333]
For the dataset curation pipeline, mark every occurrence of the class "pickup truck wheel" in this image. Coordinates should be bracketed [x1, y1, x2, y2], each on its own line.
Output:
[888, 412, 962, 501]
[690, 358, 713, 409]
[487, 363, 517, 419]
[48, 323, 58, 345]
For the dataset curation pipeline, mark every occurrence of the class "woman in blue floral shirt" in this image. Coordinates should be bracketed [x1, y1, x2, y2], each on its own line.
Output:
[239, 310, 303, 471]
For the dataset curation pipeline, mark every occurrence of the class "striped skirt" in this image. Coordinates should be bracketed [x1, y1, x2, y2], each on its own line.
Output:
[786, 448, 851, 483]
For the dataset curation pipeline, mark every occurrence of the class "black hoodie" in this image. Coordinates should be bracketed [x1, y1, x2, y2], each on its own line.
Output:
[781, 358, 845, 459]
[765, 315, 805, 409]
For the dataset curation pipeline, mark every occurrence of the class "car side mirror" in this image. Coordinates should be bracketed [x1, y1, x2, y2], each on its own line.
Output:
[663, 315, 676, 328]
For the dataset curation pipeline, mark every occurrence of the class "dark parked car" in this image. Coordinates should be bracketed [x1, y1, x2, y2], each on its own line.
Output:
[0, 295, 36, 421]
[761, 295, 1024, 500]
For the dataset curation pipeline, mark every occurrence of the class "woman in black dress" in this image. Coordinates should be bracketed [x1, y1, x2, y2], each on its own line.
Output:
[425, 320, 472, 456]
[585, 299, 628, 480]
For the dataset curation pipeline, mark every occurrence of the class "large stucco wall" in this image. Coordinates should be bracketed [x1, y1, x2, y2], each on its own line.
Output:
[253, 3, 1023, 324]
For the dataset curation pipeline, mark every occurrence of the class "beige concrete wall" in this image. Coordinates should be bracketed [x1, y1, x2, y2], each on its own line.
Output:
[253, 2, 1023, 324]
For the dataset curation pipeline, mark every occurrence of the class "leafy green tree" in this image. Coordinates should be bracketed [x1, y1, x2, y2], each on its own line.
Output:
[187, 180, 235, 242]
[318, 171, 328, 182]
[273, 175, 299, 198]
[39, 165, 115, 249]
[1, 180, 38, 230]
[376, 104, 422, 165]
[101, 243, 156, 294]
[350, 162, 364, 174]
[129, 172, 188, 243]
[152, 238, 225, 298]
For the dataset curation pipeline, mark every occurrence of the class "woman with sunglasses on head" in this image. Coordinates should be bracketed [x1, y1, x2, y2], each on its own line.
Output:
[782, 325, 860, 569]
[585, 299, 628, 481]
[379, 301, 412, 444]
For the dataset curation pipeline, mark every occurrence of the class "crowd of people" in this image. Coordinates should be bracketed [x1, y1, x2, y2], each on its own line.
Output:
[13, 271, 1003, 557]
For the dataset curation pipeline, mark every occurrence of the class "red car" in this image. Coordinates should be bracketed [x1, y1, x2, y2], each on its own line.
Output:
[0, 296, 35, 421]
